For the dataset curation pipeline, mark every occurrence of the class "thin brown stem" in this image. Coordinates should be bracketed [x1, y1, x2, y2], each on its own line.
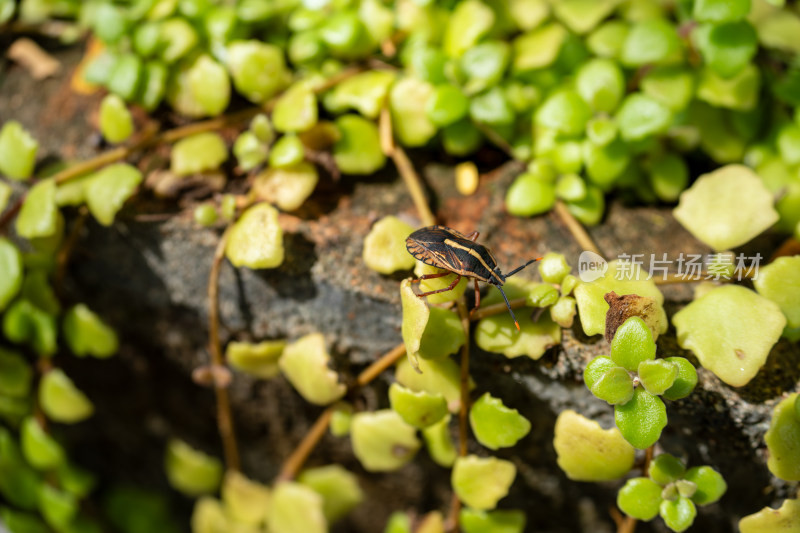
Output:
[277, 407, 335, 482]
[208, 226, 240, 472]
[277, 342, 407, 481]
[553, 201, 603, 258]
[447, 297, 472, 532]
[54, 207, 88, 296]
[379, 108, 436, 227]
[0, 194, 23, 235]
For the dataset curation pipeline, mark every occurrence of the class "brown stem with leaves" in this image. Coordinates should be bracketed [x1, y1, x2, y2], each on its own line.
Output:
[277, 342, 407, 481]
[379, 108, 436, 227]
[208, 226, 240, 472]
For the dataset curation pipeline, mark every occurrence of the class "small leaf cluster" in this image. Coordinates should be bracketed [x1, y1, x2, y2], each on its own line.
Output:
[618, 453, 726, 532]
[584, 316, 697, 449]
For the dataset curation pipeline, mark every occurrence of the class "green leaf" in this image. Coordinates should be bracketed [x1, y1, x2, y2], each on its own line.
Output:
[396, 356, 467, 413]
[535, 89, 592, 136]
[350, 410, 420, 472]
[697, 21, 758, 79]
[470, 87, 515, 126]
[452, 455, 516, 511]
[638, 359, 678, 396]
[389, 78, 436, 147]
[38, 484, 78, 530]
[56, 462, 95, 499]
[400, 278, 430, 371]
[469, 392, 531, 450]
[164, 439, 222, 496]
[662, 357, 697, 401]
[0, 120, 39, 180]
[616, 94, 672, 142]
[418, 307, 466, 360]
[225, 202, 284, 269]
[554, 410, 635, 481]
[273, 82, 318, 133]
[267, 482, 327, 533]
[389, 383, 448, 429]
[279, 333, 346, 405]
[588, 20, 629, 59]
[21, 270, 59, 315]
[159, 18, 198, 63]
[384, 511, 412, 533]
[576, 58, 625, 112]
[16, 179, 58, 239]
[63, 304, 119, 358]
[225, 340, 285, 379]
[621, 18, 681, 67]
[0, 348, 32, 398]
[252, 162, 318, 211]
[0, 239, 23, 312]
[696, 63, 760, 111]
[108, 53, 143, 101]
[754, 256, 800, 329]
[220, 470, 270, 526]
[590, 366, 634, 405]
[659, 496, 697, 533]
[413, 261, 469, 304]
[3, 299, 57, 356]
[739, 497, 800, 532]
[614, 389, 667, 449]
[684, 466, 726, 505]
[333, 115, 386, 175]
[647, 152, 689, 202]
[298, 465, 363, 522]
[648, 453, 686, 485]
[505, 173, 557, 217]
[512, 23, 567, 72]
[584, 138, 630, 190]
[474, 311, 561, 360]
[99, 94, 134, 144]
[39, 369, 94, 424]
[233, 131, 268, 172]
[170, 132, 228, 175]
[552, 0, 617, 34]
[326, 70, 395, 119]
[641, 66, 695, 112]
[443, 0, 494, 57]
[764, 393, 800, 481]
[583, 356, 617, 390]
[460, 508, 526, 533]
[610, 317, 656, 371]
[693, 0, 751, 23]
[421, 415, 457, 467]
[21, 416, 65, 470]
[0, 508, 49, 533]
[460, 42, 510, 94]
[85, 163, 143, 226]
[672, 285, 786, 387]
[191, 497, 228, 533]
[618, 477, 662, 520]
[226, 40, 290, 103]
[186, 54, 230, 116]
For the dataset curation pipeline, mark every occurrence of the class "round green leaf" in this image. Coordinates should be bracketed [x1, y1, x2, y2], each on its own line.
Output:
[350, 409, 420, 472]
[513, 23, 567, 72]
[590, 365, 634, 405]
[0, 120, 39, 180]
[333, 115, 386, 175]
[621, 18, 681, 67]
[474, 310, 561, 361]
[225, 202, 284, 269]
[583, 356, 617, 390]
[610, 317, 657, 371]
[252, 162, 318, 211]
[220, 471, 270, 526]
[99, 94, 134, 144]
[739, 497, 800, 532]
[538, 253, 571, 284]
[170, 132, 228, 175]
[452, 455, 516, 511]
[614, 388, 667, 449]
[273, 82, 318, 133]
[648, 453, 686, 485]
[389, 77, 436, 147]
[38, 484, 78, 530]
[684, 465, 727, 505]
[765, 393, 800, 481]
[693, 0, 751, 23]
[39, 369, 94, 424]
[279, 333, 345, 406]
[0, 348, 32, 398]
[696, 63, 760, 111]
[576, 58, 625, 112]
[554, 410, 635, 482]
[616, 94, 672, 142]
[641, 66, 695, 112]
[326, 70, 395, 119]
[662, 357, 698, 401]
[63, 304, 118, 358]
[469, 392, 531, 450]
[186, 54, 230, 116]
[267, 482, 327, 533]
[460, 508, 526, 533]
[754, 256, 800, 330]
[443, 0, 495, 57]
[0, 238, 23, 312]
[505, 173, 556, 217]
[164, 439, 222, 496]
[617, 477, 662, 521]
[421, 415, 457, 468]
[21, 416, 65, 470]
[225, 40, 290, 104]
[535, 89, 592, 136]
[426, 84, 469, 127]
[418, 307, 466, 360]
[697, 21, 757, 79]
[659, 496, 697, 533]
[389, 383, 448, 429]
[297, 465, 363, 522]
[226, 340, 285, 379]
[638, 359, 678, 396]
[85, 163, 143, 227]
[16, 179, 57, 239]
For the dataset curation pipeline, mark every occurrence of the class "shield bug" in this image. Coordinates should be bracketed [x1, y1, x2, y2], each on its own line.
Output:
[406, 225, 541, 330]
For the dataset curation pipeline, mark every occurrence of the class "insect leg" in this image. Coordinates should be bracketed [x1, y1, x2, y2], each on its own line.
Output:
[410, 272, 452, 284]
[415, 274, 462, 297]
[472, 279, 481, 310]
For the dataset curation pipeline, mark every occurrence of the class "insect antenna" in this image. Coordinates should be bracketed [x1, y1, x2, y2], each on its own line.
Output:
[505, 257, 543, 278]
[497, 285, 522, 331]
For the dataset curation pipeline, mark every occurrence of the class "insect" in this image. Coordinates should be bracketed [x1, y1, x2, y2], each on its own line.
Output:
[406, 225, 542, 330]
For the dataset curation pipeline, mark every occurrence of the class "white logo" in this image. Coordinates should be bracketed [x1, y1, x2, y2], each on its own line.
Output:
[578, 251, 608, 282]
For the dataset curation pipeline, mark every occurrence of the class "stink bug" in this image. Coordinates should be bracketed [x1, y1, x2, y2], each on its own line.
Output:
[406, 225, 542, 330]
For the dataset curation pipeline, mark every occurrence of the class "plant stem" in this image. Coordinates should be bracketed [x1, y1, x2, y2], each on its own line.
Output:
[379, 108, 437, 227]
[208, 226, 240, 472]
[446, 297, 472, 532]
[553, 201, 604, 258]
[54, 207, 88, 296]
[277, 342, 407, 481]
